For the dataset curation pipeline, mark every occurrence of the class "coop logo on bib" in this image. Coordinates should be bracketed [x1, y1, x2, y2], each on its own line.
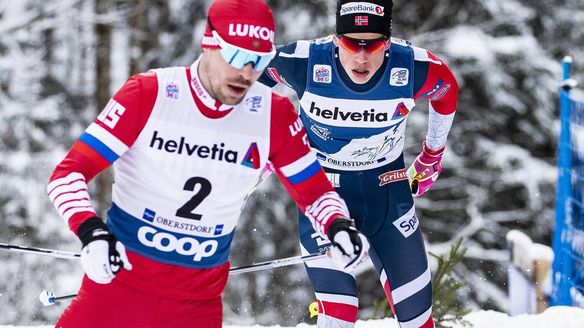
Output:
[137, 226, 218, 262]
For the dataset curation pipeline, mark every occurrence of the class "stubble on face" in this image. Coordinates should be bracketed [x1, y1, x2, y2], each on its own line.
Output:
[199, 50, 258, 106]
[220, 76, 253, 105]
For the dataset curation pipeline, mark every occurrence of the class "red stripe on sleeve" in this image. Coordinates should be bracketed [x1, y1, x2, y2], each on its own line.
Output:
[414, 50, 459, 115]
[71, 142, 111, 172]
[57, 197, 90, 211]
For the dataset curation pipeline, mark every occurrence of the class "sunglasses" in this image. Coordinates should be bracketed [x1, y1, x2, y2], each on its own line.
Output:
[212, 31, 276, 72]
[336, 35, 389, 55]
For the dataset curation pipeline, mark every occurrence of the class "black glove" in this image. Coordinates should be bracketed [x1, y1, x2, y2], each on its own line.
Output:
[77, 217, 132, 284]
[326, 218, 370, 272]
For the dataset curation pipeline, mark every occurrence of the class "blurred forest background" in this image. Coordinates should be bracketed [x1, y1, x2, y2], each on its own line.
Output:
[0, 0, 583, 325]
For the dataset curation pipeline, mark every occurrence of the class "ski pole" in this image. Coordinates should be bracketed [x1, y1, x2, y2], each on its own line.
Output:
[2, 167, 277, 261]
[0, 241, 328, 270]
[228, 251, 327, 275]
[38, 251, 328, 306]
[0, 242, 80, 260]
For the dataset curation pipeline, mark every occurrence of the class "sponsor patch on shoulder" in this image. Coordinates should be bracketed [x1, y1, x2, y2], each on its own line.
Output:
[390, 68, 409, 86]
[313, 65, 332, 83]
[165, 83, 179, 100]
[244, 96, 263, 114]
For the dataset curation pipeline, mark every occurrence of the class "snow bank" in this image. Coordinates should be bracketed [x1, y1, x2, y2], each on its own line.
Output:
[2, 306, 584, 328]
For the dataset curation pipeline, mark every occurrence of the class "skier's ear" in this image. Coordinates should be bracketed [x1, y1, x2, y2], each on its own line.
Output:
[381, 36, 391, 51]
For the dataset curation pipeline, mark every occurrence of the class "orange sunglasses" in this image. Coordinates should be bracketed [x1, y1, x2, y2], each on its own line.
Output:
[336, 35, 389, 55]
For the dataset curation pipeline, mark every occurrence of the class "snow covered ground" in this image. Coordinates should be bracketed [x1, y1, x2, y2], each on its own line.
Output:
[1, 306, 583, 328]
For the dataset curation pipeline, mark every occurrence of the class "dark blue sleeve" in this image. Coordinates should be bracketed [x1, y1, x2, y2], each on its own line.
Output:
[258, 41, 309, 97]
[413, 60, 429, 95]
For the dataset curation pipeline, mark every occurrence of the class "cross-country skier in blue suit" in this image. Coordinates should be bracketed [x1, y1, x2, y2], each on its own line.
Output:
[259, 1, 459, 327]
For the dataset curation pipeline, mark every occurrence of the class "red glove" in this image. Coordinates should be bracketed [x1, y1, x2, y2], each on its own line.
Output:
[407, 142, 444, 197]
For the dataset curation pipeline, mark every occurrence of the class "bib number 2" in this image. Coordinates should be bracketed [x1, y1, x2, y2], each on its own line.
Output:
[175, 177, 212, 220]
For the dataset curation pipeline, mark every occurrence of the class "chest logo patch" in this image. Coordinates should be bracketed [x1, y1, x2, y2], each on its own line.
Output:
[313, 65, 332, 84]
[390, 68, 409, 86]
[245, 96, 263, 114]
[165, 83, 179, 100]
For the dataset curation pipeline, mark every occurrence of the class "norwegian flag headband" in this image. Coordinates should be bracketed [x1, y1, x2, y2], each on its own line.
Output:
[335, 0, 393, 37]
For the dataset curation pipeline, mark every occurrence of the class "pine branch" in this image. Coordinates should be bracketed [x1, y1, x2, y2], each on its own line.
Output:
[429, 237, 472, 328]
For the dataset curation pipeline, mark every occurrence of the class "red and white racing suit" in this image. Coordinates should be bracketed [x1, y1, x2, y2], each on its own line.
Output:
[48, 58, 349, 327]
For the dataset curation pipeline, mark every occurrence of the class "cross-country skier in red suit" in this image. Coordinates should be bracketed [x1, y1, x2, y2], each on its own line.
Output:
[258, 0, 459, 327]
[46, 1, 369, 327]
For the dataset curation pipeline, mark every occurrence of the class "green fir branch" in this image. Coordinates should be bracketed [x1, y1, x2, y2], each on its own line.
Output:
[429, 237, 472, 328]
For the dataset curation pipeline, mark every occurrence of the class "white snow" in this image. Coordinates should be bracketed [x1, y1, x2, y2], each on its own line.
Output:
[1, 306, 584, 328]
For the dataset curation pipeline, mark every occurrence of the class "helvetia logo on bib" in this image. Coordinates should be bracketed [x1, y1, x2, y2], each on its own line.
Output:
[308, 102, 388, 122]
[150, 130, 239, 163]
[150, 131, 261, 169]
